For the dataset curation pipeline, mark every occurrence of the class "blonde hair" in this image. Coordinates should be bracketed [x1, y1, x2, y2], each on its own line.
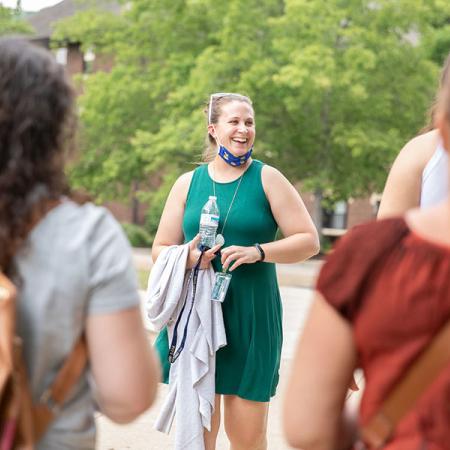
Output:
[202, 93, 253, 162]
[421, 53, 450, 133]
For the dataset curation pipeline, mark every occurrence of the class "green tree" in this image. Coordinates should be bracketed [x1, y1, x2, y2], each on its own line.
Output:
[253, 0, 449, 229]
[56, 0, 222, 205]
[55, 0, 253, 228]
[57, 0, 450, 234]
[0, 4, 31, 35]
[122, 0, 283, 229]
[266, 0, 448, 228]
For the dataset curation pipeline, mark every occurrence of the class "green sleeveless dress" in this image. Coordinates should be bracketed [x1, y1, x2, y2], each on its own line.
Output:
[154, 160, 282, 402]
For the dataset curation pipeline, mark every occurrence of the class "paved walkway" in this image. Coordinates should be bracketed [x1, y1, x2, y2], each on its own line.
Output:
[95, 250, 323, 449]
[96, 286, 314, 450]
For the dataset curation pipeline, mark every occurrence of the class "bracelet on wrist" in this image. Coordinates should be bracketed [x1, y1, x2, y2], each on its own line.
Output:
[254, 243, 265, 262]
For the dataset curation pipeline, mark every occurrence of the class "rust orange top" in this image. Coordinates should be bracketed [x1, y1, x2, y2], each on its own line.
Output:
[317, 217, 450, 450]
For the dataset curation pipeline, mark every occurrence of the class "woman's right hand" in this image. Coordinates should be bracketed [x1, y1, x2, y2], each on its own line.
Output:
[187, 234, 222, 269]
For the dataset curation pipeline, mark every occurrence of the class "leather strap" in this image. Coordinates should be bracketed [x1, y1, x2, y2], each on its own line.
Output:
[360, 320, 450, 448]
[33, 336, 87, 440]
[254, 243, 265, 262]
[30, 199, 88, 439]
[16, 343, 36, 448]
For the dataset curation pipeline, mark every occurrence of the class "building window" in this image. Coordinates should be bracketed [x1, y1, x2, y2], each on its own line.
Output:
[55, 47, 68, 66]
[323, 201, 348, 229]
[322, 200, 348, 239]
[83, 49, 96, 74]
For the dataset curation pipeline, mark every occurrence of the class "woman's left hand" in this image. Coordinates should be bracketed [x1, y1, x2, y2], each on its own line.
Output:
[221, 245, 261, 272]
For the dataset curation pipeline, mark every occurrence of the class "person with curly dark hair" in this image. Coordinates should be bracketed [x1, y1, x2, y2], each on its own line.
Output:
[0, 38, 160, 449]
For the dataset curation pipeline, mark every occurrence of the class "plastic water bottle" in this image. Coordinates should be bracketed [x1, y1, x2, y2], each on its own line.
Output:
[199, 196, 220, 249]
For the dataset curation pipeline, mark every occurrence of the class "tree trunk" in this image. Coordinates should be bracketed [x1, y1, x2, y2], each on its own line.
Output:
[131, 180, 140, 225]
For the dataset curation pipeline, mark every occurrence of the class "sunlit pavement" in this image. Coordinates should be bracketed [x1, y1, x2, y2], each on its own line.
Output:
[96, 285, 315, 450]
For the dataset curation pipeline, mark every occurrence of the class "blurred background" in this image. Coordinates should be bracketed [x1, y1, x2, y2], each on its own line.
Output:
[1, 0, 449, 252]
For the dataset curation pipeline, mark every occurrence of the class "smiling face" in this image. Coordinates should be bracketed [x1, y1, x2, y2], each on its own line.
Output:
[208, 100, 255, 156]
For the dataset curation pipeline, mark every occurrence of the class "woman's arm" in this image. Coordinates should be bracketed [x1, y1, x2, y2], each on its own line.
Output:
[151, 171, 221, 269]
[283, 293, 357, 450]
[377, 130, 438, 219]
[151, 171, 193, 262]
[261, 165, 320, 262]
[221, 165, 319, 271]
[87, 307, 160, 424]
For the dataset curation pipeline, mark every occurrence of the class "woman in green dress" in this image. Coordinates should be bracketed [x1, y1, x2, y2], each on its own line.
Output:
[152, 93, 319, 450]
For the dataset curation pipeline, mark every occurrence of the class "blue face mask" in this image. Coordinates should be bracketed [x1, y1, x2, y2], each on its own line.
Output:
[218, 145, 253, 167]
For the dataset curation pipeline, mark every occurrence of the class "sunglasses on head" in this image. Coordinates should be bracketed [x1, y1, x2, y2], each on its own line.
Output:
[208, 92, 242, 124]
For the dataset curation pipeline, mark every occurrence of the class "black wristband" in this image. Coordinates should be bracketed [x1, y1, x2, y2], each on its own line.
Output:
[254, 243, 265, 262]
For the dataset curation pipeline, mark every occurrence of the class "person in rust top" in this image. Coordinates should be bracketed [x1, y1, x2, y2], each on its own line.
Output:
[283, 72, 450, 449]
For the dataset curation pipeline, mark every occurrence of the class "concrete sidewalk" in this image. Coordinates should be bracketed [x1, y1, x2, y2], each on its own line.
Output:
[132, 247, 323, 289]
[95, 250, 324, 449]
[96, 286, 315, 450]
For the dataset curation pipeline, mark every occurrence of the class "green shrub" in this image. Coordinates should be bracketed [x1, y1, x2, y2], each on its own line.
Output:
[320, 236, 333, 255]
[144, 171, 177, 237]
[121, 222, 153, 248]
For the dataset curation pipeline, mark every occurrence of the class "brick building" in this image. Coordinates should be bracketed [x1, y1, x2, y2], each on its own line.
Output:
[26, 0, 119, 76]
[300, 190, 380, 240]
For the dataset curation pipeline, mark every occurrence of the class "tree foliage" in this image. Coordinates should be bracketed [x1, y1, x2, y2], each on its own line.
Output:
[55, 0, 450, 231]
[0, 5, 31, 36]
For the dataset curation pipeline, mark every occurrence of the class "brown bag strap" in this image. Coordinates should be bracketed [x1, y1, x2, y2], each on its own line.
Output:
[2, 199, 88, 441]
[360, 320, 450, 448]
[33, 335, 88, 440]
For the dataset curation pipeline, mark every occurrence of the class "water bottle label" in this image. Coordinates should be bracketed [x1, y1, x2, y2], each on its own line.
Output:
[200, 213, 219, 227]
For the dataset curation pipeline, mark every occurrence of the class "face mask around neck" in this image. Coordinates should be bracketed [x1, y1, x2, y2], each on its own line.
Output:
[218, 145, 253, 166]
[211, 126, 253, 167]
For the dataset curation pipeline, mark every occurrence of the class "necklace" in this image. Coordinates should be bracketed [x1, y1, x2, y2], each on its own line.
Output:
[212, 163, 246, 247]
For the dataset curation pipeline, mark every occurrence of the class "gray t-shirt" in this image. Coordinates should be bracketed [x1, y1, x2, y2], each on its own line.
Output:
[14, 200, 140, 450]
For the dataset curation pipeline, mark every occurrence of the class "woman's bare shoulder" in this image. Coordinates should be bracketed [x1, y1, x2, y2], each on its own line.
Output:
[172, 170, 195, 192]
[261, 163, 288, 184]
[177, 170, 195, 184]
[398, 129, 439, 168]
[377, 130, 439, 218]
